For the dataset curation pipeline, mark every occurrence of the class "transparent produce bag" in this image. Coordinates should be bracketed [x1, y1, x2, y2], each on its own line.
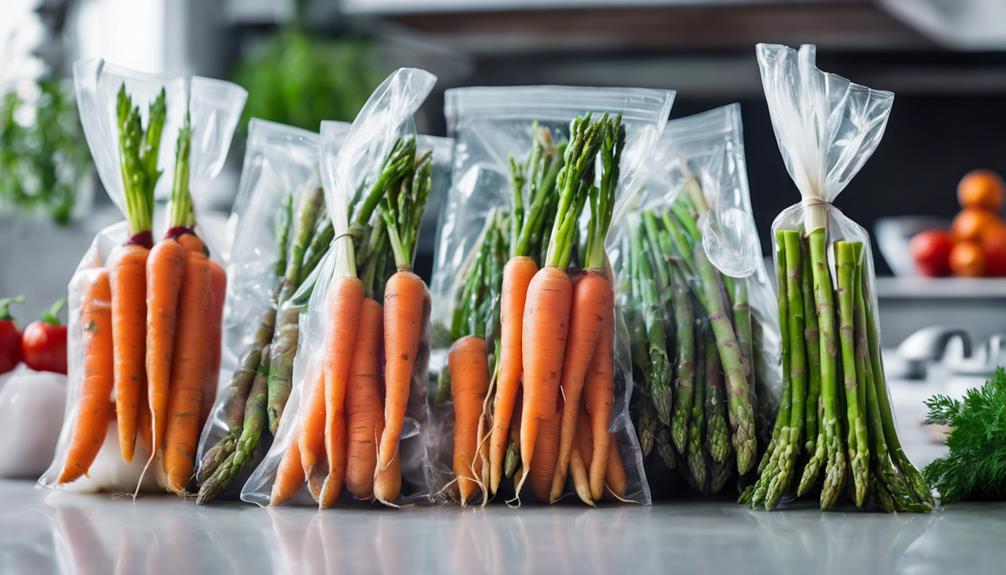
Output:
[39, 59, 246, 493]
[428, 85, 674, 505]
[742, 43, 932, 512]
[192, 119, 350, 502]
[242, 68, 442, 507]
[611, 104, 780, 497]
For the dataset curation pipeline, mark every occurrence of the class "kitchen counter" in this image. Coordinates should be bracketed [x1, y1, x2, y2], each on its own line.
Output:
[2, 376, 1000, 574]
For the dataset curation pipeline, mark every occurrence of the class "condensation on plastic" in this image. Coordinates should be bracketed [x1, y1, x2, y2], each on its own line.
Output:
[39, 60, 245, 492]
[428, 85, 675, 505]
[757, 44, 897, 422]
[613, 104, 783, 457]
[194, 120, 350, 481]
[241, 68, 440, 507]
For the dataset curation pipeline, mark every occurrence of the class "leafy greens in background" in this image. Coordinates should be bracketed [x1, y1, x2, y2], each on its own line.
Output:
[234, 27, 383, 132]
[0, 79, 92, 225]
[924, 368, 1006, 503]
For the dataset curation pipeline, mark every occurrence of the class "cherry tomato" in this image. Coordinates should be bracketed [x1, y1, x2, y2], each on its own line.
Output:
[909, 230, 954, 277]
[21, 299, 67, 375]
[0, 296, 25, 375]
[958, 169, 1005, 212]
[982, 224, 1006, 277]
[949, 241, 985, 277]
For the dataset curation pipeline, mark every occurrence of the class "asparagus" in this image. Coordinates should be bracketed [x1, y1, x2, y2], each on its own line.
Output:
[836, 241, 869, 507]
[655, 427, 677, 471]
[704, 330, 730, 465]
[638, 404, 658, 458]
[669, 263, 695, 454]
[801, 238, 822, 456]
[197, 346, 271, 505]
[632, 227, 673, 424]
[687, 330, 708, 489]
[733, 280, 754, 386]
[759, 231, 791, 476]
[764, 230, 807, 510]
[266, 186, 326, 433]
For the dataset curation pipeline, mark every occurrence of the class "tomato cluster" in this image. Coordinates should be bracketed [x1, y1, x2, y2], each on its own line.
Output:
[0, 298, 67, 376]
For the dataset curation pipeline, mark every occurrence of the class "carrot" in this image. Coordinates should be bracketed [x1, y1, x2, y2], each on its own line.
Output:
[270, 425, 305, 506]
[373, 451, 402, 504]
[519, 265, 572, 485]
[488, 255, 537, 494]
[449, 335, 490, 505]
[144, 237, 185, 458]
[298, 368, 326, 479]
[528, 397, 561, 502]
[377, 269, 428, 471]
[570, 409, 594, 505]
[58, 270, 114, 483]
[605, 434, 627, 499]
[345, 298, 383, 499]
[584, 299, 615, 501]
[178, 232, 205, 254]
[319, 276, 365, 508]
[163, 249, 212, 493]
[108, 243, 149, 463]
[549, 270, 611, 501]
[202, 259, 227, 425]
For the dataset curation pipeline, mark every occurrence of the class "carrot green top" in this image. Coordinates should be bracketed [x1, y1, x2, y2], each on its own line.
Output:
[116, 84, 166, 241]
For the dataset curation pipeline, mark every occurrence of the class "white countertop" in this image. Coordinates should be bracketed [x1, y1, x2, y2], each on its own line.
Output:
[2, 374, 1001, 574]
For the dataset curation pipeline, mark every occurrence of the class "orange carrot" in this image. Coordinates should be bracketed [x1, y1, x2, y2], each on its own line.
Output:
[178, 232, 205, 254]
[570, 409, 594, 505]
[345, 298, 383, 500]
[163, 249, 212, 493]
[299, 369, 326, 479]
[319, 276, 365, 508]
[449, 335, 490, 505]
[489, 256, 537, 494]
[584, 301, 615, 501]
[377, 270, 428, 471]
[528, 398, 561, 503]
[270, 425, 305, 506]
[549, 270, 611, 501]
[144, 237, 185, 458]
[605, 434, 627, 499]
[108, 243, 149, 463]
[201, 259, 226, 425]
[519, 266, 571, 490]
[58, 270, 114, 483]
[373, 451, 402, 505]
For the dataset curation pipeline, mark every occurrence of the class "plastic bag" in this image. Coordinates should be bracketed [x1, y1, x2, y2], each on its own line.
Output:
[428, 85, 674, 505]
[242, 68, 442, 507]
[39, 59, 245, 492]
[611, 104, 780, 497]
[193, 119, 349, 500]
[745, 44, 932, 512]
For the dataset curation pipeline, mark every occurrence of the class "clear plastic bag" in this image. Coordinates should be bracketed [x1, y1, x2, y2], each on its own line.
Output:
[428, 85, 675, 505]
[748, 44, 932, 512]
[242, 68, 442, 507]
[39, 59, 246, 492]
[611, 104, 780, 496]
[193, 119, 350, 495]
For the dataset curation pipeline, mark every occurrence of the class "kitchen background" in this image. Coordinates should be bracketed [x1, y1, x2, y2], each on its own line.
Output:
[3, 0, 1006, 347]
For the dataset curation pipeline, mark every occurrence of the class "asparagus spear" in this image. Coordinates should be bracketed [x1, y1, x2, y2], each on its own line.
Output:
[197, 345, 271, 505]
[632, 227, 673, 424]
[801, 237, 822, 456]
[704, 328, 730, 465]
[759, 231, 791, 475]
[266, 186, 326, 433]
[836, 241, 870, 507]
[669, 263, 695, 454]
[687, 330, 708, 489]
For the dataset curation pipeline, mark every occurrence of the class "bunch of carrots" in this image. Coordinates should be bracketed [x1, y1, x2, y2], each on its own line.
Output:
[57, 86, 226, 495]
[624, 174, 757, 496]
[440, 114, 629, 506]
[268, 137, 435, 508]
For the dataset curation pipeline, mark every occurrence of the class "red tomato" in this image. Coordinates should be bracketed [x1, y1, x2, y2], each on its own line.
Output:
[21, 299, 68, 375]
[952, 208, 1002, 243]
[0, 297, 24, 375]
[982, 225, 1006, 276]
[909, 230, 954, 277]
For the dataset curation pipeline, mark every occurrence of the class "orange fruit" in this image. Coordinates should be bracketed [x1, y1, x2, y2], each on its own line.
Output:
[949, 241, 985, 277]
[957, 169, 1004, 212]
[952, 208, 1002, 243]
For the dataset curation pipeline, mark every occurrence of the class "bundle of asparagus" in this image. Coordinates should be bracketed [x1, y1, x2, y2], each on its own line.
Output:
[744, 44, 932, 511]
[621, 105, 772, 496]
